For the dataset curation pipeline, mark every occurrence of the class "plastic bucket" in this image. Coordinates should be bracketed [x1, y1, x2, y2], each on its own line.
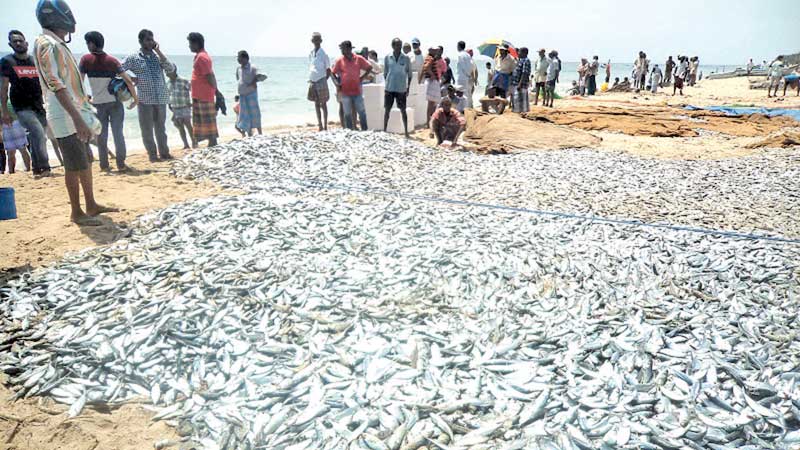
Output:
[0, 187, 17, 220]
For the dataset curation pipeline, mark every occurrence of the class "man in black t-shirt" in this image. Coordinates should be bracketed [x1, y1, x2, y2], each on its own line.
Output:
[1, 30, 51, 176]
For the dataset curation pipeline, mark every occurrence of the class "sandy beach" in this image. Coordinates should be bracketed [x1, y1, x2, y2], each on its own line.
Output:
[0, 75, 798, 449]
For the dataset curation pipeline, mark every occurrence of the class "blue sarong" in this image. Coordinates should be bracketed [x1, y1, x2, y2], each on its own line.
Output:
[236, 91, 261, 131]
[492, 72, 511, 92]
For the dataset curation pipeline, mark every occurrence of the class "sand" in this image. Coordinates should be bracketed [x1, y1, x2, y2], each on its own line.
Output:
[0, 150, 234, 274]
[0, 384, 177, 450]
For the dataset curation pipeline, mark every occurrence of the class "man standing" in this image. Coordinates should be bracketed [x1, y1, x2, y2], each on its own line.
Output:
[410, 38, 424, 77]
[79, 31, 138, 172]
[420, 47, 442, 128]
[673, 56, 689, 96]
[33, 0, 116, 225]
[746, 58, 755, 75]
[587, 56, 600, 95]
[308, 32, 331, 132]
[236, 50, 263, 137]
[122, 29, 175, 162]
[383, 38, 412, 137]
[544, 51, 560, 108]
[768, 55, 785, 98]
[493, 45, 517, 100]
[511, 47, 531, 113]
[455, 41, 474, 109]
[664, 56, 675, 86]
[430, 97, 465, 148]
[188, 32, 218, 147]
[634, 51, 647, 91]
[332, 41, 372, 130]
[532, 48, 549, 106]
[1, 30, 51, 177]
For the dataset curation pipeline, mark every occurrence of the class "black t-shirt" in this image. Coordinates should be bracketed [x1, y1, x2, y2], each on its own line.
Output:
[0, 54, 45, 114]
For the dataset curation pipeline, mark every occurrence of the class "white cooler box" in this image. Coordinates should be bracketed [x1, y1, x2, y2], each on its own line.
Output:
[362, 83, 385, 131]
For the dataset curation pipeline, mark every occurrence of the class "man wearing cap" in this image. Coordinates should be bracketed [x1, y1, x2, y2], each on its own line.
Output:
[410, 38, 424, 77]
[455, 41, 475, 109]
[332, 40, 372, 130]
[442, 84, 466, 114]
[511, 47, 531, 113]
[308, 32, 331, 131]
[383, 38, 412, 137]
[492, 45, 517, 100]
[532, 48, 549, 106]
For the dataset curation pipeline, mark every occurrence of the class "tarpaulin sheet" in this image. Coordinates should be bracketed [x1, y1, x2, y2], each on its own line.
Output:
[685, 105, 800, 122]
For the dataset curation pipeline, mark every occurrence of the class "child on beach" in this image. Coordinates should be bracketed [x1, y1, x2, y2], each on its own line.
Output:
[166, 69, 197, 149]
[2, 102, 31, 174]
[233, 95, 245, 137]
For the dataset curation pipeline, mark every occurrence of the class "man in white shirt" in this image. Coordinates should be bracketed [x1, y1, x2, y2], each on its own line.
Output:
[410, 38, 424, 81]
[768, 55, 785, 98]
[455, 41, 474, 109]
[544, 51, 559, 108]
[308, 32, 331, 131]
[532, 48, 549, 106]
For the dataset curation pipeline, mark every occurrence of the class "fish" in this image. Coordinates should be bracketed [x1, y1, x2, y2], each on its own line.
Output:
[0, 130, 798, 449]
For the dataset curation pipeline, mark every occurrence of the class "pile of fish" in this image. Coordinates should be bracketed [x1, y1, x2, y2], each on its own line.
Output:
[173, 131, 800, 239]
[1, 131, 799, 450]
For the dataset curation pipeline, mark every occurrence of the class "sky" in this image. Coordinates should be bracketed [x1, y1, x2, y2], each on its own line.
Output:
[2, 0, 798, 64]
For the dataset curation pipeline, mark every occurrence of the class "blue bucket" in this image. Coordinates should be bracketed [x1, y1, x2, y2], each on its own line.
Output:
[0, 187, 17, 220]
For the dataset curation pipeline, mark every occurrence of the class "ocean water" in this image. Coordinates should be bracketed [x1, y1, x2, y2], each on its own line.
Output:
[97, 55, 734, 144]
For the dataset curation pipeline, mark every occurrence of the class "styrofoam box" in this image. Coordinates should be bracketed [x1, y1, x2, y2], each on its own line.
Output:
[415, 92, 429, 127]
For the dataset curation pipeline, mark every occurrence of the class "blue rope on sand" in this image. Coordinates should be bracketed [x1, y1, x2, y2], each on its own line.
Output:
[284, 177, 800, 246]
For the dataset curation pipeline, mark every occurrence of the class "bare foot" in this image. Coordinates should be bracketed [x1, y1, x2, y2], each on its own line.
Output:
[72, 214, 103, 226]
[86, 204, 119, 216]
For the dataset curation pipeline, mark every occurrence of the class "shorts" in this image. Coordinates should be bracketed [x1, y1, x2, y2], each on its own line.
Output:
[674, 77, 684, 89]
[769, 76, 783, 88]
[58, 134, 90, 172]
[384, 91, 407, 110]
[172, 106, 192, 121]
[546, 79, 557, 89]
[535, 81, 546, 90]
[2, 121, 27, 150]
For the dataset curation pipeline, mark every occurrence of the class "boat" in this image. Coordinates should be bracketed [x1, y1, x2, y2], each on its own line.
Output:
[707, 68, 767, 80]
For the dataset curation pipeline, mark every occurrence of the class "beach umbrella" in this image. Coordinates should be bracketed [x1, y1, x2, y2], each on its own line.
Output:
[477, 40, 518, 59]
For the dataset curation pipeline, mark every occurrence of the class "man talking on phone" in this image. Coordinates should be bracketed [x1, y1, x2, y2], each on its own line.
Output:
[121, 29, 175, 162]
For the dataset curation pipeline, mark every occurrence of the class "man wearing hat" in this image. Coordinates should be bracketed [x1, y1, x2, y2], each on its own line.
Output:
[532, 48, 550, 106]
[331, 40, 372, 130]
[492, 44, 517, 100]
[410, 38, 424, 76]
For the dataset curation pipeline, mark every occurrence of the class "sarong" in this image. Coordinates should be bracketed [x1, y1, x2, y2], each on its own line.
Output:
[192, 99, 218, 141]
[307, 79, 330, 103]
[236, 91, 261, 131]
[492, 72, 511, 92]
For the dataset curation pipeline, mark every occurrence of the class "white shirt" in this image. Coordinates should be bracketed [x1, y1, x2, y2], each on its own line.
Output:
[677, 61, 690, 78]
[308, 47, 330, 82]
[770, 60, 784, 78]
[411, 53, 424, 73]
[546, 58, 559, 82]
[455, 51, 473, 86]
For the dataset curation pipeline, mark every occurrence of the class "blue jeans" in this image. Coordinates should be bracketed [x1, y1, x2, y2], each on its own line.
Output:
[15, 109, 50, 174]
[341, 94, 367, 130]
[96, 101, 127, 169]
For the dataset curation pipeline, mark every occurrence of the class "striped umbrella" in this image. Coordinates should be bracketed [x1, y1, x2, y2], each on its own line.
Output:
[477, 40, 519, 59]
